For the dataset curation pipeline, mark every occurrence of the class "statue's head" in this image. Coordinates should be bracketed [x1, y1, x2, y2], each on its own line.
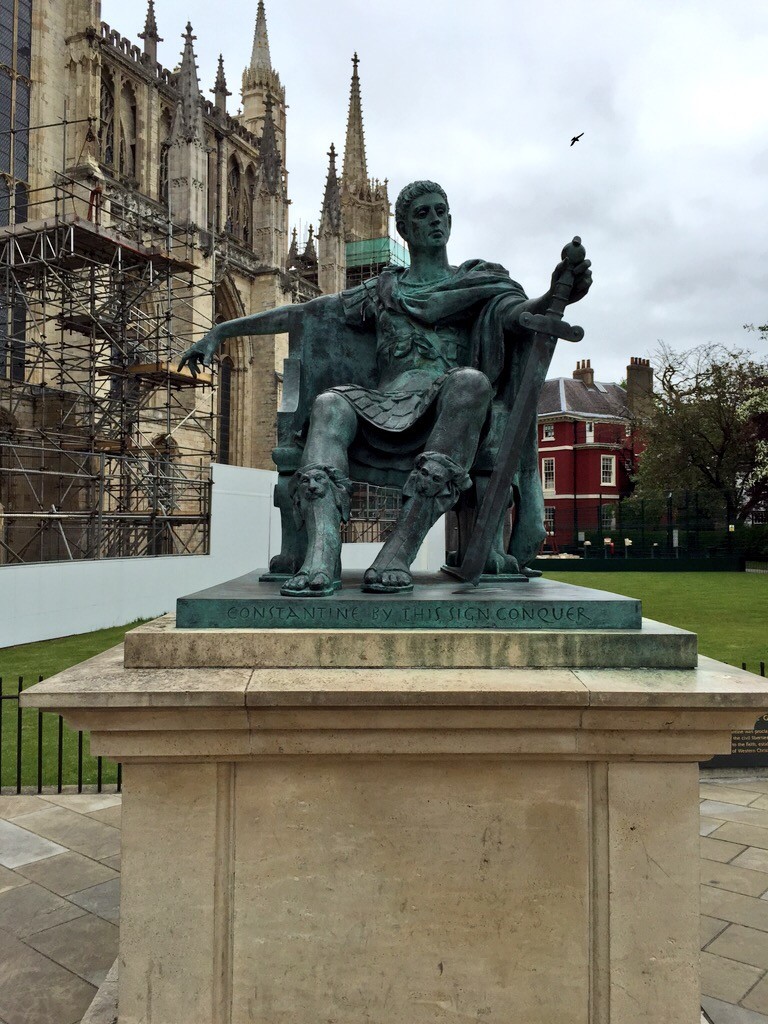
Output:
[395, 181, 450, 247]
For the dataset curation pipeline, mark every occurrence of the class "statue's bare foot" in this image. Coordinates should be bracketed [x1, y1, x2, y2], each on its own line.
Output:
[362, 565, 413, 594]
[483, 551, 520, 575]
[281, 570, 340, 597]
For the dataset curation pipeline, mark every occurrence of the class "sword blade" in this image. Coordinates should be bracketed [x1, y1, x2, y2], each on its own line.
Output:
[453, 332, 556, 585]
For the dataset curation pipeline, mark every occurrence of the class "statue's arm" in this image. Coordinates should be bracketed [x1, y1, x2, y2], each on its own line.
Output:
[502, 251, 593, 330]
[178, 294, 335, 376]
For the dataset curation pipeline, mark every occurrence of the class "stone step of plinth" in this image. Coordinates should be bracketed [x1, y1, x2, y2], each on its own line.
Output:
[124, 614, 697, 670]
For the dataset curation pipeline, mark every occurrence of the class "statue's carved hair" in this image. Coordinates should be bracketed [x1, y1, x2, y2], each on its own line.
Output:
[395, 180, 448, 230]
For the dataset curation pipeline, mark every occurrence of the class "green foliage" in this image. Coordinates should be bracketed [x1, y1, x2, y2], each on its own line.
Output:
[0, 620, 148, 789]
[547, 571, 768, 670]
[634, 344, 768, 522]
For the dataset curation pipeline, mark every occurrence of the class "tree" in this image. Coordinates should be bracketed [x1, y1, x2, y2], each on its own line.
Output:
[633, 343, 768, 523]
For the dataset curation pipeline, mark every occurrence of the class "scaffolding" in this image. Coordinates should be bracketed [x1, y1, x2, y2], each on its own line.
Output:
[344, 236, 409, 289]
[0, 173, 216, 564]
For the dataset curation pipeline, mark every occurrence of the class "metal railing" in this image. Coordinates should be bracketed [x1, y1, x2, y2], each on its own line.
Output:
[0, 676, 121, 794]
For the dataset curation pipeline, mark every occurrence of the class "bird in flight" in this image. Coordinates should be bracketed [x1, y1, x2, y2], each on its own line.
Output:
[570, 132, 584, 146]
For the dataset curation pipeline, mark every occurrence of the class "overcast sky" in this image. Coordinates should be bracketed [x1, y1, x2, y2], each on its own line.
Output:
[101, 0, 768, 383]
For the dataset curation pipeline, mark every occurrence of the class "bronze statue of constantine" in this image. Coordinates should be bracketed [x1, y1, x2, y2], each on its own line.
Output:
[179, 181, 592, 597]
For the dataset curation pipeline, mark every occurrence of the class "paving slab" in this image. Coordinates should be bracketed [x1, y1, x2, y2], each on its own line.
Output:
[0, 925, 96, 1024]
[0, 880, 85, 938]
[0, 819, 67, 869]
[702, 836, 749, 864]
[25, 913, 118, 987]
[67, 877, 120, 925]
[701, 860, 768, 898]
[701, 949, 764, 1003]
[85, 804, 121, 828]
[702, 802, 768, 829]
[0, 865, 29, 896]
[701, 886, 768, 933]
[744, 974, 768, 1016]
[41, 794, 121, 814]
[734, 849, 768, 874]
[702, 915, 729, 947]
[15, 852, 118, 897]
[708, 924, 768, 971]
[702, 996, 768, 1023]
[713, 823, 768, 852]
[0, 796, 55, 820]
[8, 807, 120, 863]
[700, 784, 766, 807]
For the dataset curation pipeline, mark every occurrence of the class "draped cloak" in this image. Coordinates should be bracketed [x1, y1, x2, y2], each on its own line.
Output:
[330, 260, 528, 463]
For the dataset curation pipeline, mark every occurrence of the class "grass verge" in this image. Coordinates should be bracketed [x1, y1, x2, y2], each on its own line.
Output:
[1, 620, 148, 791]
[546, 571, 767, 670]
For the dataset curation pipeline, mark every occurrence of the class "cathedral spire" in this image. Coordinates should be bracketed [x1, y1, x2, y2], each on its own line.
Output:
[249, 0, 272, 74]
[342, 53, 368, 190]
[287, 227, 299, 268]
[319, 143, 342, 237]
[241, 0, 286, 152]
[139, 0, 162, 63]
[303, 224, 316, 262]
[257, 92, 282, 195]
[170, 23, 204, 144]
[211, 54, 231, 115]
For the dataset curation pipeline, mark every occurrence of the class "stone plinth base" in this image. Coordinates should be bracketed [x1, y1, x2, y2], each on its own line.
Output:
[22, 631, 768, 1024]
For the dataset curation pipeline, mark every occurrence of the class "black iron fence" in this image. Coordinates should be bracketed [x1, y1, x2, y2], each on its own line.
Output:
[0, 676, 121, 794]
[540, 491, 768, 561]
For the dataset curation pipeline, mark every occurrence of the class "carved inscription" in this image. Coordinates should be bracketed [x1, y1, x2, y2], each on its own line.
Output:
[224, 603, 593, 628]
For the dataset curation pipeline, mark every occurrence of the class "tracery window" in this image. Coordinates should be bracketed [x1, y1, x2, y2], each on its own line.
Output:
[99, 72, 115, 167]
[217, 356, 233, 465]
[0, 0, 31, 227]
[226, 158, 241, 238]
[242, 166, 255, 245]
[118, 82, 137, 178]
[159, 108, 172, 203]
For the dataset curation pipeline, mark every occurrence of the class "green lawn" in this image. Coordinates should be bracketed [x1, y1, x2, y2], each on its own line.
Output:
[0, 620, 147, 791]
[547, 571, 767, 671]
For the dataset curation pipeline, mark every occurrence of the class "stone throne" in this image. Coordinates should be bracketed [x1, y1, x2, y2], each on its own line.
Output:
[265, 294, 547, 578]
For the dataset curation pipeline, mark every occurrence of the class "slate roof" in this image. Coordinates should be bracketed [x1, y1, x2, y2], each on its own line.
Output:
[538, 378, 629, 420]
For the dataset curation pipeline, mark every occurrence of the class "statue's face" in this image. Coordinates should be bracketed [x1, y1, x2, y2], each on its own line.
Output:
[398, 191, 451, 251]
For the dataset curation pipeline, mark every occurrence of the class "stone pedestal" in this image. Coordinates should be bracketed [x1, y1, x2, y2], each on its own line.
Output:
[22, 624, 768, 1024]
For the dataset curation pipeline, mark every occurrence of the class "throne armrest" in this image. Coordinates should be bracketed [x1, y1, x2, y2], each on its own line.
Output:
[275, 295, 378, 450]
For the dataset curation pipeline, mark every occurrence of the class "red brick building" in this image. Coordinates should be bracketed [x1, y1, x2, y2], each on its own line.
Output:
[536, 358, 652, 551]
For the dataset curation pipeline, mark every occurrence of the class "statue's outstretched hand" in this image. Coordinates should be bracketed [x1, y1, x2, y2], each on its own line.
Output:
[177, 328, 221, 378]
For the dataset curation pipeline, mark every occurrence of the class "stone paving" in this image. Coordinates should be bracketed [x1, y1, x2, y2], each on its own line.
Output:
[1, 775, 768, 1023]
[0, 793, 120, 1024]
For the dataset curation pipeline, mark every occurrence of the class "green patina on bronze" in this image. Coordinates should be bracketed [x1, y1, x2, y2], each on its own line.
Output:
[179, 181, 592, 598]
[176, 574, 640, 631]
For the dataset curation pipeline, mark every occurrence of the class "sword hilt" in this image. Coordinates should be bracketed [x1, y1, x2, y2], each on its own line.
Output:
[548, 235, 586, 320]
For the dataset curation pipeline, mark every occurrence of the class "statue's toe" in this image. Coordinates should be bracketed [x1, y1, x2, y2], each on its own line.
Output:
[362, 566, 413, 593]
[308, 572, 332, 591]
[281, 572, 310, 596]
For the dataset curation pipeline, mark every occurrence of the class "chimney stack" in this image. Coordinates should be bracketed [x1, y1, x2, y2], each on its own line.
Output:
[626, 357, 653, 417]
[573, 359, 594, 388]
